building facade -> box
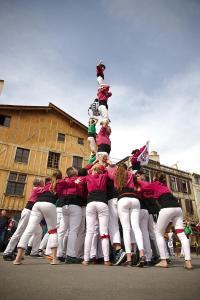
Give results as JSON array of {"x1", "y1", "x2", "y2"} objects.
[
  {"x1": 191, "y1": 173, "x2": 200, "y2": 222},
  {"x1": 0, "y1": 103, "x2": 90, "y2": 213},
  {"x1": 118, "y1": 151, "x2": 199, "y2": 222}
]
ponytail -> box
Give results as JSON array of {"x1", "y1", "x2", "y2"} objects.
[
  {"x1": 114, "y1": 164, "x2": 128, "y2": 192},
  {"x1": 50, "y1": 170, "x2": 62, "y2": 193}
]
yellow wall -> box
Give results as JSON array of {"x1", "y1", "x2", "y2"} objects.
[{"x1": 0, "y1": 108, "x2": 90, "y2": 211}]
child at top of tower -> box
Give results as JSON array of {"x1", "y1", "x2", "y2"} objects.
[
  {"x1": 96, "y1": 60, "x2": 106, "y2": 86},
  {"x1": 97, "y1": 85, "x2": 112, "y2": 123},
  {"x1": 87, "y1": 118, "x2": 98, "y2": 155}
]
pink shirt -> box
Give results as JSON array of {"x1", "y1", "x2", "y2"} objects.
[
  {"x1": 81, "y1": 173, "x2": 109, "y2": 193},
  {"x1": 62, "y1": 176, "x2": 79, "y2": 196},
  {"x1": 96, "y1": 126, "x2": 111, "y2": 146},
  {"x1": 131, "y1": 145, "x2": 146, "y2": 166},
  {"x1": 41, "y1": 180, "x2": 67, "y2": 198},
  {"x1": 139, "y1": 180, "x2": 171, "y2": 199},
  {"x1": 28, "y1": 186, "x2": 44, "y2": 203},
  {"x1": 97, "y1": 86, "x2": 112, "y2": 102}
]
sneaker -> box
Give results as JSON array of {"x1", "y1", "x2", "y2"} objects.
[
  {"x1": 65, "y1": 256, "x2": 81, "y2": 264},
  {"x1": 144, "y1": 261, "x2": 154, "y2": 267},
  {"x1": 131, "y1": 252, "x2": 139, "y2": 266},
  {"x1": 136, "y1": 256, "x2": 146, "y2": 268},
  {"x1": 89, "y1": 257, "x2": 97, "y2": 264},
  {"x1": 122, "y1": 261, "x2": 133, "y2": 267},
  {"x1": 167, "y1": 258, "x2": 172, "y2": 265},
  {"x1": 30, "y1": 254, "x2": 44, "y2": 258},
  {"x1": 38, "y1": 249, "x2": 44, "y2": 257},
  {"x1": 25, "y1": 246, "x2": 32, "y2": 256},
  {"x1": 57, "y1": 256, "x2": 65, "y2": 262},
  {"x1": 113, "y1": 249, "x2": 126, "y2": 266},
  {"x1": 3, "y1": 253, "x2": 16, "y2": 261}
]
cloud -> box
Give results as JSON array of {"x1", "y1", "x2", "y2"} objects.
[
  {"x1": 109, "y1": 62, "x2": 200, "y2": 173},
  {"x1": 0, "y1": 0, "x2": 200, "y2": 174}
]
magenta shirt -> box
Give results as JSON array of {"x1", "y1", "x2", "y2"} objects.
[
  {"x1": 131, "y1": 145, "x2": 146, "y2": 165},
  {"x1": 139, "y1": 180, "x2": 171, "y2": 199},
  {"x1": 62, "y1": 176, "x2": 79, "y2": 196},
  {"x1": 96, "y1": 126, "x2": 111, "y2": 146},
  {"x1": 80, "y1": 173, "x2": 108, "y2": 193},
  {"x1": 97, "y1": 88, "x2": 112, "y2": 101},
  {"x1": 41, "y1": 180, "x2": 67, "y2": 198},
  {"x1": 28, "y1": 186, "x2": 44, "y2": 203}
]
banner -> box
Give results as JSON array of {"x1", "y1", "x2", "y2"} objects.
[{"x1": 137, "y1": 141, "x2": 149, "y2": 166}]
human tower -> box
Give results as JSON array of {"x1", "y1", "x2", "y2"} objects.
[{"x1": 87, "y1": 61, "x2": 112, "y2": 163}]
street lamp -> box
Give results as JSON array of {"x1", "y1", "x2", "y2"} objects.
[{"x1": 0, "y1": 80, "x2": 4, "y2": 95}]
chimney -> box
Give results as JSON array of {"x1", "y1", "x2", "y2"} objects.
[
  {"x1": 0, "y1": 80, "x2": 4, "y2": 95},
  {"x1": 149, "y1": 151, "x2": 160, "y2": 163}
]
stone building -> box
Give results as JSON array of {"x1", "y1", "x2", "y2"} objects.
[
  {"x1": 0, "y1": 103, "x2": 90, "y2": 214},
  {"x1": 191, "y1": 173, "x2": 200, "y2": 222}
]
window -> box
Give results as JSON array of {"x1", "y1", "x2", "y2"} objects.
[
  {"x1": 47, "y1": 151, "x2": 60, "y2": 169},
  {"x1": 0, "y1": 114, "x2": 11, "y2": 127},
  {"x1": 72, "y1": 156, "x2": 83, "y2": 170},
  {"x1": 169, "y1": 176, "x2": 178, "y2": 192},
  {"x1": 6, "y1": 172, "x2": 26, "y2": 196},
  {"x1": 15, "y1": 147, "x2": 30, "y2": 163},
  {"x1": 78, "y1": 137, "x2": 84, "y2": 145},
  {"x1": 58, "y1": 133, "x2": 65, "y2": 142},
  {"x1": 181, "y1": 180, "x2": 188, "y2": 193},
  {"x1": 185, "y1": 199, "x2": 194, "y2": 215},
  {"x1": 142, "y1": 169, "x2": 150, "y2": 182},
  {"x1": 196, "y1": 190, "x2": 200, "y2": 203},
  {"x1": 194, "y1": 176, "x2": 200, "y2": 185}
]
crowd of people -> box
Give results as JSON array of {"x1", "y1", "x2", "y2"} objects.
[{"x1": 0, "y1": 62, "x2": 195, "y2": 270}]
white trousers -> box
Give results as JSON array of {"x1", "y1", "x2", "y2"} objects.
[
  {"x1": 108, "y1": 198, "x2": 121, "y2": 245},
  {"x1": 28, "y1": 224, "x2": 43, "y2": 255},
  {"x1": 89, "y1": 222, "x2": 103, "y2": 259},
  {"x1": 118, "y1": 197, "x2": 144, "y2": 253},
  {"x1": 87, "y1": 137, "x2": 97, "y2": 153},
  {"x1": 4, "y1": 208, "x2": 31, "y2": 255},
  {"x1": 18, "y1": 202, "x2": 58, "y2": 250},
  {"x1": 97, "y1": 76, "x2": 104, "y2": 85},
  {"x1": 98, "y1": 105, "x2": 109, "y2": 122},
  {"x1": 156, "y1": 207, "x2": 191, "y2": 260},
  {"x1": 75, "y1": 207, "x2": 86, "y2": 258},
  {"x1": 58, "y1": 204, "x2": 82, "y2": 258},
  {"x1": 148, "y1": 215, "x2": 159, "y2": 257},
  {"x1": 139, "y1": 209, "x2": 152, "y2": 261},
  {"x1": 84, "y1": 202, "x2": 109, "y2": 262},
  {"x1": 130, "y1": 210, "x2": 152, "y2": 260},
  {"x1": 39, "y1": 232, "x2": 49, "y2": 250}
]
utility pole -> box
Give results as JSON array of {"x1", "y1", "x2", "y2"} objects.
[{"x1": 0, "y1": 80, "x2": 4, "y2": 95}]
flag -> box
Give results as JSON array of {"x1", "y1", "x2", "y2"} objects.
[
  {"x1": 137, "y1": 141, "x2": 149, "y2": 166},
  {"x1": 0, "y1": 80, "x2": 4, "y2": 95}
]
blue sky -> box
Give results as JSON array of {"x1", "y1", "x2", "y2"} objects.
[{"x1": 0, "y1": 0, "x2": 200, "y2": 172}]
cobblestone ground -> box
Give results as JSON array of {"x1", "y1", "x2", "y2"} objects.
[{"x1": 0, "y1": 254, "x2": 199, "y2": 300}]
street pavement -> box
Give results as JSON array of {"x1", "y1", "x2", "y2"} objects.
[{"x1": 0, "y1": 254, "x2": 199, "y2": 300}]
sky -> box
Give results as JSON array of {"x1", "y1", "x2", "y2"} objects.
[{"x1": 0, "y1": 0, "x2": 200, "y2": 173}]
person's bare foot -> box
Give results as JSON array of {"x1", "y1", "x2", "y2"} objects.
[
  {"x1": 104, "y1": 261, "x2": 112, "y2": 266},
  {"x1": 155, "y1": 261, "x2": 168, "y2": 268},
  {"x1": 51, "y1": 259, "x2": 60, "y2": 265},
  {"x1": 82, "y1": 260, "x2": 89, "y2": 266},
  {"x1": 184, "y1": 260, "x2": 193, "y2": 270},
  {"x1": 13, "y1": 260, "x2": 22, "y2": 265}
]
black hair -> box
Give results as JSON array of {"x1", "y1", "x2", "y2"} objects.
[
  {"x1": 45, "y1": 177, "x2": 51, "y2": 184},
  {"x1": 78, "y1": 168, "x2": 88, "y2": 176}
]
